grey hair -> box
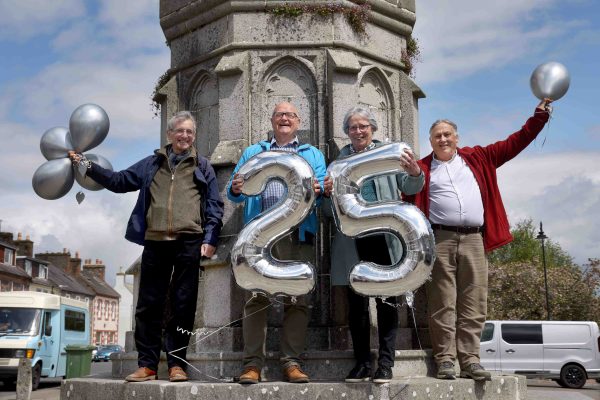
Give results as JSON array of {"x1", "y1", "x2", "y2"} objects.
[
  {"x1": 167, "y1": 111, "x2": 197, "y2": 132},
  {"x1": 429, "y1": 119, "x2": 458, "y2": 136},
  {"x1": 342, "y1": 107, "x2": 378, "y2": 135}
]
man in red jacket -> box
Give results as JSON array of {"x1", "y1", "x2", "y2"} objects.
[{"x1": 405, "y1": 98, "x2": 552, "y2": 381}]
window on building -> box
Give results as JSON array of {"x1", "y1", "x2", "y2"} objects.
[
  {"x1": 75, "y1": 296, "x2": 80, "y2": 301},
  {"x1": 13, "y1": 283, "x2": 23, "y2": 291},
  {"x1": 38, "y1": 265, "x2": 48, "y2": 279},
  {"x1": 1, "y1": 281, "x2": 11, "y2": 292},
  {"x1": 64, "y1": 310, "x2": 86, "y2": 332},
  {"x1": 25, "y1": 260, "x2": 32, "y2": 276},
  {"x1": 3, "y1": 249, "x2": 14, "y2": 265}
]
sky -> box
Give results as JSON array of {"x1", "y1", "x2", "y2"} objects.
[{"x1": 0, "y1": 0, "x2": 599, "y2": 285}]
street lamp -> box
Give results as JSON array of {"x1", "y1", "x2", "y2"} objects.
[{"x1": 536, "y1": 221, "x2": 551, "y2": 320}]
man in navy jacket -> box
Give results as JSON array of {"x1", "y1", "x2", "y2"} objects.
[{"x1": 70, "y1": 111, "x2": 223, "y2": 382}]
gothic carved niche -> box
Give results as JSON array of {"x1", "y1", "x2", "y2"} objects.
[
  {"x1": 259, "y1": 57, "x2": 318, "y2": 144},
  {"x1": 189, "y1": 72, "x2": 219, "y2": 158},
  {"x1": 358, "y1": 69, "x2": 395, "y2": 142}
]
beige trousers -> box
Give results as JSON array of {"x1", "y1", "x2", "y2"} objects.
[
  {"x1": 242, "y1": 234, "x2": 314, "y2": 369},
  {"x1": 427, "y1": 230, "x2": 488, "y2": 368}
]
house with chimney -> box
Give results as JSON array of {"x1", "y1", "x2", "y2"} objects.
[
  {"x1": 35, "y1": 250, "x2": 95, "y2": 303},
  {"x1": 0, "y1": 239, "x2": 29, "y2": 291}
]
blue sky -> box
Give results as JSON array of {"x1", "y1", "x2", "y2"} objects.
[{"x1": 0, "y1": 0, "x2": 599, "y2": 284}]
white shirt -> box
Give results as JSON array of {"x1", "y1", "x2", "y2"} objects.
[{"x1": 429, "y1": 153, "x2": 484, "y2": 227}]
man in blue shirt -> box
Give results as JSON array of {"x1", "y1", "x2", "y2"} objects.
[{"x1": 227, "y1": 102, "x2": 326, "y2": 384}]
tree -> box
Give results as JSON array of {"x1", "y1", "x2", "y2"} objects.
[
  {"x1": 488, "y1": 219, "x2": 572, "y2": 267},
  {"x1": 487, "y1": 220, "x2": 600, "y2": 324}
]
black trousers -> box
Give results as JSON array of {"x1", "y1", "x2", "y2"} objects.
[
  {"x1": 348, "y1": 234, "x2": 398, "y2": 368},
  {"x1": 135, "y1": 237, "x2": 202, "y2": 370}
]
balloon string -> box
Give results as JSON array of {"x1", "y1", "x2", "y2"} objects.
[
  {"x1": 166, "y1": 292, "x2": 300, "y2": 382},
  {"x1": 539, "y1": 105, "x2": 554, "y2": 148},
  {"x1": 381, "y1": 295, "x2": 423, "y2": 351},
  {"x1": 167, "y1": 295, "x2": 273, "y2": 382}
]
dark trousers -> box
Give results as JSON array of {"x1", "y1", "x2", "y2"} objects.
[
  {"x1": 135, "y1": 237, "x2": 202, "y2": 370},
  {"x1": 348, "y1": 234, "x2": 398, "y2": 368}
]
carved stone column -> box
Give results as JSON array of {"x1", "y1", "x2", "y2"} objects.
[{"x1": 114, "y1": 0, "x2": 429, "y2": 381}]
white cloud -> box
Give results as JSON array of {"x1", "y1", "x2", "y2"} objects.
[
  {"x1": 0, "y1": 0, "x2": 169, "y2": 286},
  {"x1": 2, "y1": 189, "x2": 142, "y2": 286},
  {"x1": 498, "y1": 151, "x2": 600, "y2": 264},
  {"x1": 0, "y1": 1, "x2": 85, "y2": 40},
  {"x1": 412, "y1": 0, "x2": 570, "y2": 84}
]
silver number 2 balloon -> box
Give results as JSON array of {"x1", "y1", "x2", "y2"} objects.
[
  {"x1": 231, "y1": 151, "x2": 317, "y2": 297},
  {"x1": 327, "y1": 142, "x2": 436, "y2": 297}
]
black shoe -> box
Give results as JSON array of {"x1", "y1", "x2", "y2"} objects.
[
  {"x1": 345, "y1": 364, "x2": 371, "y2": 382},
  {"x1": 372, "y1": 366, "x2": 393, "y2": 384}
]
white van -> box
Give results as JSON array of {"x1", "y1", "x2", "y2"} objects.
[
  {"x1": 480, "y1": 320, "x2": 600, "y2": 388},
  {"x1": 0, "y1": 292, "x2": 90, "y2": 390}
]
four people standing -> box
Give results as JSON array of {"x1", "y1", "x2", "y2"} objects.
[{"x1": 77, "y1": 98, "x2": 552, "y2": 384}]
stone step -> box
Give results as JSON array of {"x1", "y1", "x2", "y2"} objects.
[
  {"x1": 62, "y1": 375, "x2": 527, "y2": 400},
  {"x1": 110, "y1": 350, "x2": 435, "y2": 382}
]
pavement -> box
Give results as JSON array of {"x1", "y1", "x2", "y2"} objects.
[
  {"x1": 0, "y1": 363, "x2": 597, "y2": 400},
  {"x1": 526, "y1": 379, "x2": 600, "y2": 400}
]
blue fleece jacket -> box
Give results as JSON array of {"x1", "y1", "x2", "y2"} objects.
[{"x1": 226, "y1": 141, "x2": 326, "y2": 241}]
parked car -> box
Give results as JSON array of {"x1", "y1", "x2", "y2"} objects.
[
  {"x1": 92, "y1": 344, "x2": 124, "y2": 362},
  {"x1": 480, "y1": 320, "x2": 600, "y2": 389}
]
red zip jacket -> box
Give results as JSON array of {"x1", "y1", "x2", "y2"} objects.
[{"x1": 404, "y1": 108, "x2": 550, "y2": 252}]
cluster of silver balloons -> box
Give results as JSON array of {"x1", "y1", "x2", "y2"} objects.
[
  {"x1": 32, "y1": 104, "x2": 113, "y2": 201},
  {"x1": 530, "y1": 61, "x2": 570, "y2": 101},
  {"x1": 231, "y1": 151, "x2": 317, "y2": 297}
]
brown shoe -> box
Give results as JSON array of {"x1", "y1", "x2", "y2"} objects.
[
  {"x1": 239, "y1": 366, "x2": 261, "y2": 384},
  {"x1": 284, "y1": 365, "x2": 309, "y2": 383},
  {"x1": 168, "y1": 366, "x2": 188, "y2": 382},
  {"x1": 125, "y1": 367, "x2": 157, "y2": 382}
]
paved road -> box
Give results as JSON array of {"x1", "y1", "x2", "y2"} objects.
[
  {"x1": 0, "y1": 366, "x2": 597, "y2": 400},
  {"x1": 527, "y1": 379, "x2": 600, "y2": 400},
  {"x1": 0, "y1": 361, "x2": 111, "y2": 400}
]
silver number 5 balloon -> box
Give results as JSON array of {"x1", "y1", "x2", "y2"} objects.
[
  {"x1": 231, "y1": 151, "x2": 317, "y2": 297},
  {"x1": 327, "y1": 143, "x2": 435, "y2": 297}
]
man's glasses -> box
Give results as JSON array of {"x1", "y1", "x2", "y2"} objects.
[
  {"x1": 172, "y1": 128, "x2": 195, "y2": 136},
  {"x1": 348, "y1": 124, "x2": 371, "y2": 132},
  {"x1": 272, "y1": 111, "x2": 298, "y2": 120}
]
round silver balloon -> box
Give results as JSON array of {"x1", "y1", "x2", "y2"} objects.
[
  {"x1": 74, "y1": 153, "x2": 112, "y2": 191},
  {"x1": 69, "y1": 103, "x2": 110, "y2": 152},
  {"x1": 40, "y1": 126, "x2": 73, "y2": 160},
  {"x1": 530, "y1": 62, "x2": 570, "y2": 101},
  {"x1": 32, "y1": 158, "x2": 75, "y2": 200},
  {"x1": 231, "y1": 151, "x2": 317, "y2": 297},
  {"x1": 327, "y1": 142, "x2": 435, "y2": 297}
]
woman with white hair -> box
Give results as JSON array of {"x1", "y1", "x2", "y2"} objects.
[{"x1": 327, "y1": 106, "x2": 424, "y2": 383}]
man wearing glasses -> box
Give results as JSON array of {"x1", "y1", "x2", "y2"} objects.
[
  {"x1": 227, "y1": 102, "x2": 327, "y2": 384},
  {"x1": 69, "y1": 111, "x2": 224, "y2": 383}
]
